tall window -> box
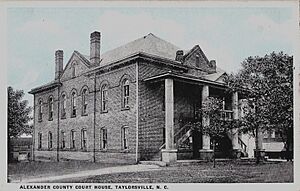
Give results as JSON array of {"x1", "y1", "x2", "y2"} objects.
[
  {"x1": 121, "y1": 126, "x2": 128, "y2": 150},
  {"x1": 48, "y1": 97, "x2": 53, "y2": 120},
  {"x1": 100, "y1": 128, "x2": 107, "y2": 149},
  {"x1": 71, "y1": 91, "x2": 76, "y2": 117},
  {"x1": 70, "y1": 130, "x2": 76, "y2": 149},
  {"x1": 71, "y1": 64, "x2": 76, "y2": 78},
  {"x1": 82, "y1": 89, "x2": 88, "y2": 115},
  {"x1": 61, "y1": 94, "x2": 66, "y2": 119},
  {"x1": 101, "y1": 85, "x2": 108, "y2": 112},
  {"x1": 48, "y1": 132, "x2": 52, "y2": 149},
  {"x1": 61, "y1": 131, "x2": 66, "y2": 149},
  {"x1": 38, "y1": 99, "x2": 43, "y2": 121},
  {"x1": 38, "y1": 133, "x2": 42, "y2": 149},
  {"x1": 81, "y1": 129, "x2": 87, "y2": 150},
  {"x1": 122, "y1": 79, "x2": 130, "y2": 108}
]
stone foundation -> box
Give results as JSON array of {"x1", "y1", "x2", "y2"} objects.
[
  {"x1": 199, "y1": 149, "x2": 213, "y2": 161},
  {"x1": 161, "y1": 149, "x2": 177, "y2": 164}
]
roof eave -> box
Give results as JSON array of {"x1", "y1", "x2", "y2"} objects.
[{"x1": 28, "y1": 82, "x2": 61, "y2": 94}]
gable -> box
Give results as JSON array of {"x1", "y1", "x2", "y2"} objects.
[
  {"x1": 60, "y1": 52, "x2": 90, "y2": 81},
  {"x1": 183, "y1": 45, "x2": 216, "y2": 74}
]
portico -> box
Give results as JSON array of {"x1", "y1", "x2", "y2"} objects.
[{"x1": 144, "y1": 71, "x2": 242, "y2": 163}]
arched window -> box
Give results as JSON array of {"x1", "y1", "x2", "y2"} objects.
[
  {"x1": 71, "y1": 64, "x2": 76, "y2": 78},
  {"x1": 71, "y1": 91, "x2": 77, "y2": 117},
  {"x1": 101, "y1": 85, "x2": 108, "y2": 112},
  {"x1": 48, "y1": 97, "x2": 54, "y2": 121},
  {"x1": 81, "y1": 129, "x2": 87, "y2": 150},
  {"x1": 121, "y1": 126, "x2": 129, "y2": 150},
  {"x1": 122, "y1": 79, "x2": 130, "y2": 108},
  {"x1": 61, "y1": 94, "x2": 66, "y2": 119},
  {"x1": 82, "y1": 89, "x2": 88, "y2": 115},
  {"x1": 38, "y1": 133, "x2": 42, "y2": 149},
  {"x1": 48, "y1": 131, "x2": 52, "y2": 149},
  {"x1": 61, "y1": 131, "x2": 66, "y2": 149},
  {"x1": 100, "y1": 127, "x2": 107, "y2": 150},
  {"x1": 70, "y1": 130, "x2": 76, "y2": 149},
  {"x1": 38, "y1": 99, "x2": 43, "y2": 121}
]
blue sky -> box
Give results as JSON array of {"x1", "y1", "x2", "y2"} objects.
[{"x1": 6, "y1": 3, "x2": 297, "y2": 107}]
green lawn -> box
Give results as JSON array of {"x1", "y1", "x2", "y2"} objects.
[
  {"x1": 57, "y1": 160, "x2": 293, "y2": 183},
  {"x1": 8, "y1": 161, "x2": 124, "y2": 182}
]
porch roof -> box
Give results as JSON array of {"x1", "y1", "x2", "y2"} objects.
[{"x1": 143, "y1": 71, "x2": 228, "y2": 89}]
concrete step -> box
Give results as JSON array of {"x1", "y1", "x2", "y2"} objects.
[{"x1": 139, "y1": 160, "x2": 167, "y2": 167}]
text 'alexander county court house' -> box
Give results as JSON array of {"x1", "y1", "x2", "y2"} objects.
[{"x1": 29, "y1": 31, "x2": 258, "y2": 164}]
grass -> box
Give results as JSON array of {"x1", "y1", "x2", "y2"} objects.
[
  {"x1": 7, "y1": 161, "x2": 124, "y2": 182},
  {"x1": 57, "y1": 160, "x2": 293, "y2": 183}
]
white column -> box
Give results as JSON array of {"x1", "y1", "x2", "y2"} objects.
[
  {"x1": 165, "y1": 78, "x2": 175, "y2": 150},
  {"x1": 162, "y1": 78, "x2": 177, "y2": 163},
  {"x1": 231, "y1": 91, "x2": 240, "y2": 150},
  {"x1": 201, "y1": 85, "x2": 211, "y2": 150}
]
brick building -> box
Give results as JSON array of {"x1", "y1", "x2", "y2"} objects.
[{"x1": 29, "y1": 31, "x2": 258, "y2": 164}]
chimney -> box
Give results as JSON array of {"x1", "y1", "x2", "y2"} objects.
[
  {"x1": 55, "y1": 50, "x2": 63, "y2": 80},
  {"x1": 209, "y1": 60, "x2": 216, "y2": 71},
  {"x1": 90, "y1": 31, "x2": 101, "y2": 66},
  {"x1": 175, "y1": 50, "x2": 184, "y2": 63}
]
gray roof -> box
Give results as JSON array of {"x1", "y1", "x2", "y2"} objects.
[{"x1": 82, "y1": 33, "x2": 181, "y2": 67}]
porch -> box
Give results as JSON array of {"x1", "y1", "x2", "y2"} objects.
[{"x1": 144, "y1": 72, "x2": 246, "y2": 164}]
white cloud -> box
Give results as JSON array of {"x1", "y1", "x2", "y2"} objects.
[
  {"x1": 246, "y1": 14, "x2": 295, "y2": 42},
  {"x1": 18, "y1": 18, "x2": 64, "y2": 35},
  {"x1": 95, "y1": 11, "x2": 186, "y2": 51}
]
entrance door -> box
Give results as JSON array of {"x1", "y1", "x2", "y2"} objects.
[{"x1": 192, "y1": 130, "x2": 202, "y2": 159}]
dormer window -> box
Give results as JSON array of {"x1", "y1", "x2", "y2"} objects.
[
  {"x1": 196, "y1": 54, "x2": 200, "y2": 68},
  {"x1": 71, "y1": 63, "x2": 76, "y2": 78}
]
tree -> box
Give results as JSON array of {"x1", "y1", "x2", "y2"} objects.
[
  {"x1": 192, "y1": 97, "x2": 238, "y2": 167},
  {"x1": 226, "y1": 52, "x2": 293, "y2": 162},
  {"x1": 7, "y1": 86, "x2": 32, "y2": 161}
]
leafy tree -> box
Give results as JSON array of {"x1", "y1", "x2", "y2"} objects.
[
  {"x1": 7, "y1": 86, "x2": 32, "y2": 161},
  {"x1": 192, "y1": 97, "x2": 238, "y2": 167},
  {"x1": 226, "y1": 52, "x2": 293, "y2": 162}
]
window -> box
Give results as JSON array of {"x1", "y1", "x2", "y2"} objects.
[
  {"x1": 48, "y1": 132, "x2": 52, "y2": 149},
  {"x1": 82, "y1": 89, "x2": 88, "y2": 115},
  {"x1": 61, "y1": 94, "x2": 66, "y2": 119},
  {"x1": 38, "y1": 133, "x2": 42, "y2": 149},
  {"x1": 71, "y1": 91, "x2": 77, "y2": 117},
  {"x1": 61, "y1": 131, "x2": 66, "y2": 149},
  {"x1": 122, "y1": 79, "x2": 130, "y2": 108},
  {"x1": 196, "y1": 55, "x2": 200, "y2": 68},
  {"x1": 70, "y1": 130, "x2": 76, "y2": 149},
  {"x1": 101, "y1": 85, "x2": 108, "y2": 112},
  {"x1": 48, "y1": 97, "x2": 53, "y2": 121},
  {"x1": 81, "y1": 129, "x2": 87, "y2": 150},
  {"x1": 71, "y1": 64, "x2": 76, "y2": 78},
  {"x1": 100, "y1": 128, "x2": 107, "y2": 149},
  {"x1": 121, "y1": 127, "x2": 128, "y2": 150},
  {"x1": 38, "y1": 99, "x2": 43, "y2": 121}
]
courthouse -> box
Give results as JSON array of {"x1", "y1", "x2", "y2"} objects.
[{"x1": 29, "y1": 31, "x2": 257, "y2": 163}]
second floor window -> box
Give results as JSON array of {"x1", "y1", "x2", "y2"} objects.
[
  {"x1": 38, "y1": 99, "x2": 43, "y2": 121},
  {"x1": 61, "y1": 94, "x2": 66, "y2": 119},
  {"x1": 71, "y1": 92, "x2": 76, "y2": 117},
  {"x1": 48, "y1": 97, "x2": 53, "y2": 121},
  {"x1": 122, "y1": 79, "x2": 129, "y2": 108},
  {"x1": 82, "y1": 89, "x2": 88, "y2": 115},
  {"x1": 48, "y1": 132, "x2": 52, "y2": 149},
  {"x1": 101, "y1": 85, "x2": 108, "y2": 112}
]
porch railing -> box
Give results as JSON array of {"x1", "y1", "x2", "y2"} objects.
[
  {"x1": 238, "y1": 137, "x2": 247, "y2": 156},
  {"x1": 220, "y1": 110, "x2": 233, "y2": 121}
]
